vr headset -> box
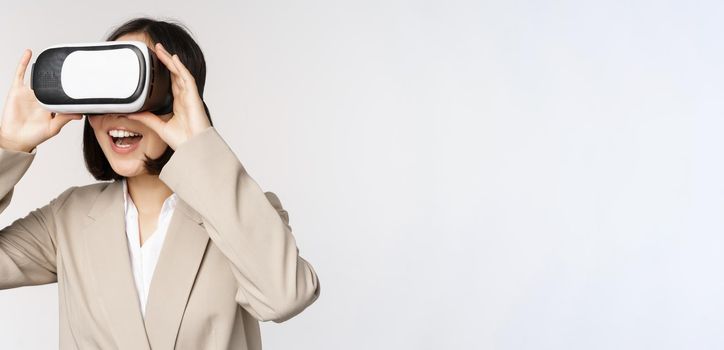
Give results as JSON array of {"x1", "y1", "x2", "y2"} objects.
[{"x1": 30, "y1": 40, "x2": 172, "y2": 115}]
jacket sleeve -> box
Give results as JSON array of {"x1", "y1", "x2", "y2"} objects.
[
  {"x1": 158, "y1": 126, "x2": 321, "y2": 323},
  {"x1": 0, "y1": 145, "x2": 72, "y2": 289}
]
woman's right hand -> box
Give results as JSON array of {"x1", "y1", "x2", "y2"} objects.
[{"x1": 0, "y1": 49, "x2": 83, "y2": 153}]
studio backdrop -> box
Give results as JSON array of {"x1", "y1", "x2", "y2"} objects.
[{"x1": 2, "y1": 0, "x2": 723, "y2": 349}]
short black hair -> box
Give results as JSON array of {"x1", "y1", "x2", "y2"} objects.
[{"x1": 83, "y1": 17, "x2": 214, "y2": 181}]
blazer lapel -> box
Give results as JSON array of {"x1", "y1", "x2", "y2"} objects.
[
  {"x1": 82, "y1": 180, "x2": 151, "y2": 350},
  {"x1": 143, "y1": 195, "x2": 210, "y2": 349}
]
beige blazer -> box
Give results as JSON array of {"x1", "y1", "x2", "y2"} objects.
[{"x1": 0, "y1": 126, "x2": 321, "y2": 350}]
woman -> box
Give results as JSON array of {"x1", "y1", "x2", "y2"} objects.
[{"x1": 0, "y1": 17, "x2": 320, "y2": 349}]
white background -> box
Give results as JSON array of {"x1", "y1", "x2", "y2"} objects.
[{"x1": 1, "y1": 0, "x2": 723, "y2": 349}]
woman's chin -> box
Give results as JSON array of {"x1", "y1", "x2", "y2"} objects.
[{"x1": 110, "y1": 161, "x2": 145, "y2": 177}]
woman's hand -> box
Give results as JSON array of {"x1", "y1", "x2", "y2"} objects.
[
  {"x1": 128, "y1": 43, "x2": 211, "y2": 151},
  {"x1": 0, "y1": 49, "x2": 83, "y2": 153}
]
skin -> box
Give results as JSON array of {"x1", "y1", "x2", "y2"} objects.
[{"x1": 0, "y1": 32, "x2": 212, "y2": 246}]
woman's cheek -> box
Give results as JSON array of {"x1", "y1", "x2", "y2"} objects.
[
  {"x1": 88, "y1": 115, "x2": 103, "y2": 129},
  {"x1": 146, "y1": 137, "x2": 169, "y2": 158}
]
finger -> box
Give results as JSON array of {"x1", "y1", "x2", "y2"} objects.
[
  {"x1": 156, "y1": 42, "x2": 170, "y2": 56},
  {"x1": 154, "y1": 43, "x2": 182, "y2": 78},
  {"x1": 127, "y1": 112, "x2": 167, "y2": 136},
  {"x1": 171, "y1": 54, "x2": 196, "y2": 87},
  {"x1": 153, "y1": 44, "x2": 185, "y2": 93},
  {"x1": 14, "y1": 49, "x2": 32, "y2": 87},
  {"x1": 58, "y1": 113, "x2": 83, "y2": 119},
  {"x1": 171, "y1": 55, "x2": 200, "y2": 96},
  {"x1": 49, "y1": 113, "x2": 83, "y2": 133},
  {"x1": 156, "y1": 42, "x2": 168, "y2": 54},
  {"x1": 154, "y1": 45, "x2": 185, "y2": 93},
  {"x1": 156, "y1": 43, "x2": 186, "y2": 89}
]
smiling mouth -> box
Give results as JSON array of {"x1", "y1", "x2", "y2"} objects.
[
  {"x1": 111, "y1": 135, "x2": 143, "y2": 147},
  {"x1": 108, "y1": 130, "x2": 144, "y2": 147}
]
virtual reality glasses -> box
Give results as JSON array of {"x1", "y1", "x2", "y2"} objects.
[{"x1": 30, "y1": 40, "x2": 173, "y2": 115}]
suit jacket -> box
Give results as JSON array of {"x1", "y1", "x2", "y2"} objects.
[{"x1": 0, "y1": 126, "x2": 321, "y2": 349}]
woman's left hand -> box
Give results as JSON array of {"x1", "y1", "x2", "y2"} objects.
[{"x1": 128, "y1": 42, "x2": 211, "y2": 151}]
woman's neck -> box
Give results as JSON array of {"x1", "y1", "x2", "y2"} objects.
[{"x1": 126, "y1": 174, "x2": 173, "y2": 214}]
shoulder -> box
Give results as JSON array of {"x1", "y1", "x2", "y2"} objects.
[
  {"x1": 68, "y1": 181, "x2": 113, "y2": 197},
  {"x1": 49, "y1": 181, "x2": 113, "y2": 214}
]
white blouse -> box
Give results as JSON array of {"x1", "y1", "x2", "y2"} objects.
[{"x1": 122, "y1": 178, "x2": 179, "y2": 318}]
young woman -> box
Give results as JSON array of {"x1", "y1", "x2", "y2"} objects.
[{"x1": 0, "y1": 17, "x2": 320, "y2": 349}]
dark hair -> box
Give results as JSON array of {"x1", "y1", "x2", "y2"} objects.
[{"x1": 83, "y1": 17, "x2": 214, "y2": 181}]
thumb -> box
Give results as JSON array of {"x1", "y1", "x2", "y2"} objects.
[
  {"x1": 49, "y1": 113, "x2": 83, "y2": 134},
  {"x1": 128, "y1": 112, "x2": 166, "y2": 136}
]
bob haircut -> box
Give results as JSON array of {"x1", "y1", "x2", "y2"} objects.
[{"x1": 82, "y1": 17, "x2": 214, "y2": 181}]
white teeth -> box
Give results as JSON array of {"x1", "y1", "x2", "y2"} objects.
[{"x1": 108, "y1": 129, "x2": 141, "y2": 138}]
